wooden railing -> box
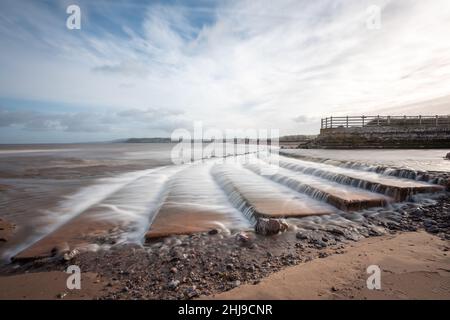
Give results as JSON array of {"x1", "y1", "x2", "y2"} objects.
[{"x1": 321, "y1": 115, "x2": 450, "y2": 129}]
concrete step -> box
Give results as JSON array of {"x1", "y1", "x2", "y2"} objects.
[
  {"x1": 275, "y1": 156, "x2": 444, "y2": 201},
  {"x1": 146, "y1": 164, "x2": 248, "y2": 240},
  {"x1": 211, "y1": 164, "x2": 337, "y2": 220},
  {"x1": 244, "y1": 162, "x2": 393, "y2": 211},
  {"x1": 13, "y1": 167, "x2": 177, "y2": 261}
]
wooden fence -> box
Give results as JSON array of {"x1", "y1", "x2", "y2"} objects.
[{"x1": 321, "y1": 115, "x2": 450, "y2": 129}]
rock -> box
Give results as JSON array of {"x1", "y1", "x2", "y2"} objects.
[
  {"x1": 168, "y1": 280, "x2": 180, "y2": 290},
  {"x1": 51, "y1": 242, "x2": 70, "y2": 257},
  {"x1": 63, "y1": 249, "x2": 79, "y2": 261},
  {"x1": 170, "y1": 267, "x2": 178, "y2": 274},
  {"x1": 296, "y1": 232, "x2": 309, "y2": 240},
  {"x1": 57, "y1": 292, "x2": 67, "y2": 299},
  {"x1": 445, "y1": 152, "x2": 450, "y2": 160},
  {"x1": 423, "y1": 219, "x2": 435, "y2": 228},
  {"x1": 234, "y1": 280, "x2": 241, "y2": 287},
  {"x1": 427, "y1": 225, "x2": 440, "y2": 234},
  {"x1": 255, "y1": 218, "x2": 288, "y2": 235},
  {"x1": 172, "y1": 239, "x2": 182, "y2": 246},
  {"x1": 208, "y1": 229, "x2": 219, "y2": 235},
  {"x1": 311, "y1": 238, "x2": 327, "y2": 248},
  {"x1": 235, "y1": 232, "x2": 250, "y2": 243},
  {"x1": 184, "y1": 286, "x2": 199, "y2": 298}
]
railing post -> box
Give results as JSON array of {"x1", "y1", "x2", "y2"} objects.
[
  {"x1": 404, "y1": 115, "x2": 406, "y2": 125},
  {"x1": 330, "y1": 116, "x2": 333, "y2": 128},
  {"x1": 419, "y1": 115, "x2": 422, "y2": 126},
  {"x1": 346, "y1": 116, "x2": 349, "y2": 128},
  {"x1": 387, "y1": 116, "x2": 390, "y2": 125},
  {"x1": 377, "y1": 115, "x2": 380, "y2": 126},
  {"x1": 321, "y1": 118, "x2": 323, "y2": 129},
  {"x1": 362, "y1": 115, "x2": 365, "y2": 127},
  {"x1": 436, "y1": 115, "x2": 438, "y2": 126}
]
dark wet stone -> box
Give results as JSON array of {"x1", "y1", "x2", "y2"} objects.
[
  {"x1": 208, "y1": 229, "x2": 219, "y2": 235},
  {"x1": 255, "y1": 218, "x2": 288, "y2": 235}
]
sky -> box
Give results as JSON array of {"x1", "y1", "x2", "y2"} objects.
[{"x1": 0, "y1": 0, "x2": 450, "y2": 143}]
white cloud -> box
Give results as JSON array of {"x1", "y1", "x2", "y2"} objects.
[{"x1": 0, "y1": 0, "x2": 449, "y2": 141}]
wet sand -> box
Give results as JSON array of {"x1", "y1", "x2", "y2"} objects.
[
  {"x1": 210, "y1": 231, "x2": 450, "y2": 300},
  {"x1": 0, "y1": 218, "x2": 15, "y2": 242},
  {"x1": 0, "y1": 271, "x2": 108, "y2": 300}
]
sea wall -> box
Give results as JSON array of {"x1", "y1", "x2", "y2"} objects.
[{"x1": 308, "y1": 126, "x2": 450, "y2": 149}]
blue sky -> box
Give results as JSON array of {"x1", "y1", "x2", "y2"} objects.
[{"x1": 1, "y1": 0, "x2": 450, "y2": 143}]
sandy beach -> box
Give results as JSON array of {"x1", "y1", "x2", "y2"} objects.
[
  {"x1": 210, "y1": 231, "x2": 450, "y2": 300},
  {"x1": 0, "y1": 230, "x2": 448, "y2": 300}
]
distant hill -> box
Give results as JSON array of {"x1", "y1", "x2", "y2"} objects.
[
  {"x1": 120, "y1": 135, "x2": 317, "y2": 144},
  {"x1": 123, "y1": 137, "x2": 172, "y2": 143},
  {"x1": 279, "y1": 135, "x2": 317, "y2": 142}
]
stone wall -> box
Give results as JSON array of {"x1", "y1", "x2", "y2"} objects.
[{"x1": 306, "y1": 126, "x2": 450, "y2": 148}]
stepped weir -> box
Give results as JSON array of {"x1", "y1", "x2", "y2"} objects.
[{"x1": 11, "y1": 151, "x2": 446, "y2": 262}]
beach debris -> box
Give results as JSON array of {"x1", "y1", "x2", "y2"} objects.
[
  {"x1": 63, "y1": 249, "x2": 80, "y2": 261},
  {"x1": 255, "y1": 218, "x2": 288, "y2": 235}
]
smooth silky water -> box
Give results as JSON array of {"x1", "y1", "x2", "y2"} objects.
[{"x1": 0, "y1": 144, "x2": 447, "y2": 262}]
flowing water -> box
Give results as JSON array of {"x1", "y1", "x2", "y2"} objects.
[{"x1": 0, "y1": 144, "x2": 448, "y2": 262}]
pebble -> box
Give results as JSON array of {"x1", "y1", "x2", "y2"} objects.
[
  {"x1": 63, "y1": 249, "x2": 79, "y2": 261},
  {"x1": 184, "y1": 286, "x2": 199, "y2": 298},
  {"x1": 296, "y1": 232, "x2": 308, "y2": 240},
  {"x1": 168, "y1": 280, "x2": 180, "y2": 290},
  {"x1": 57, "y1": 292, "x2": 67, "y2": 299},
  {"x1": 236, "y1": 232, "x2": 250, "y2": 243}
]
